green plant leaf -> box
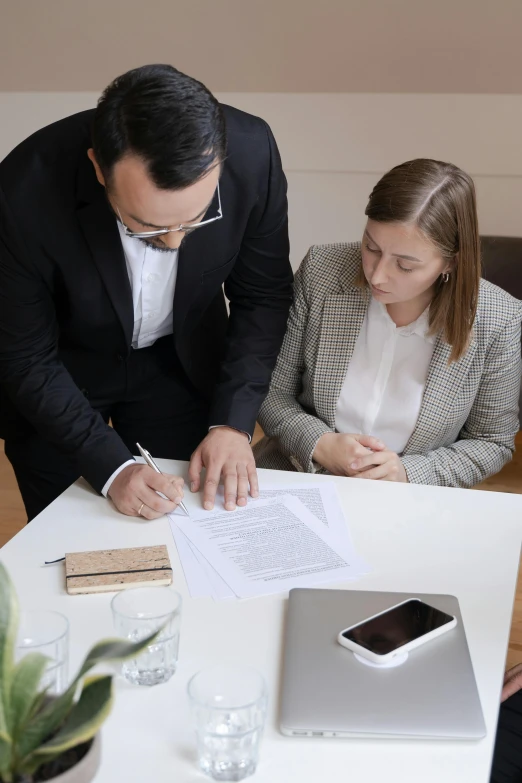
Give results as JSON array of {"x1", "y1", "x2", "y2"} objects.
[
  {"x1": 0, "y1": 731, "x2": 13, "y2": 782},
  {"x1": 15, "y1": 684, "x2": 78, "y2": 761},
  {"x1": 19, "y1": 676, "x2": 112, "y2": 777},
  {"x1": 0, "y1": 563, "x2": 19, "y2": 725},
  {"x1": 0, "y1": 696, "x2": 9, "y2": 751},
  {"x1": 16, "y1": 630, "x2": 158, "y2": 761},
  {"x1": 34, "y1": 675, "x2": 111, "y2": 755},
  {"x1": 27, "y1": 687, "x2": 51, "y2": 723},
  {"x1": 75, "y1": 632, "x2": 160, "y2": 681},
  {"x1": 9, "y1": 653, "x2": 49, "y2": 738}
]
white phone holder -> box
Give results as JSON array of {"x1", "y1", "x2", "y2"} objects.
[{"x1": 353, "y1": 651, "x2": 409, "y2": 669}]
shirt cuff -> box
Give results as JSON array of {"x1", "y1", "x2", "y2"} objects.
[
  {"x1": 208, "y1": 425, "x2": 252, "y2": 444},
  {"x1": 101, "y1": 459, "x2": 136, "y2": 497}
]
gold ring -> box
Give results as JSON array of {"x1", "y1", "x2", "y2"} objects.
[{"x1": 138, "y1": 503, "x2": 145, "y2": 516}]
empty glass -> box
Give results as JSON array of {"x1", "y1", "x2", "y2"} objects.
[
  {"x1": 188, "y1": 665, "x2": 268, "y2": 781},
  {"x1": 111, "y1": 587, "x2": 182, "y2": 686},
  {"x1": 16, "y1": 610, "x2": 69, "y2": 695}
]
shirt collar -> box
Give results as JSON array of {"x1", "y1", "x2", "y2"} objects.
[{"x1": 372, "y1": 298, "x2": 437, "y2": 344}]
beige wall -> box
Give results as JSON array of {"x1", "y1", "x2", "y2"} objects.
[
  {"x1": 1, "y1": 2, "x2": 521, "y2": 263},
  {"x1": 2, "y1": 91, "x2": 521, "y2": 268},
  {"x1": 1, "y1": 0, "x2": 522, "y2": 93}
]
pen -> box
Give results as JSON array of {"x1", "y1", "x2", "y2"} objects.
[{"x1": 136, "y1": 442, "x2": 190, "y2": 517}]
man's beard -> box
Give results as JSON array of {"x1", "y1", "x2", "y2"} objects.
[{"x1": 140, "y1": 237, "x2": 182, "y2": 253}]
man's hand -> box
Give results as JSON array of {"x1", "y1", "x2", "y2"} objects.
[
  {"x1": 313, "y1": 433, "x2": 386, "y2": 476},
  {"x1": 108, "y1": 463, "x2": 185, "y2": 519},
  {"x1": 350, "y1": 449, "x2": 408, "y2": 483},
  {"x1": 188, "y1": 427, "x2": 258, "y2": 511},
  {"x1": 502, "y1": 663, "x2": 522, "y2": 702}
]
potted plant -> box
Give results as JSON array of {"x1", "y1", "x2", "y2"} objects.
[{"x1": 0, "y1": 563, "x2": 157, "y2": 782}]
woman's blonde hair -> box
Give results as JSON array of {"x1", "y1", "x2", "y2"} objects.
[{"x1": 358, "y1": 159, "x2": 481, "y2": 362}]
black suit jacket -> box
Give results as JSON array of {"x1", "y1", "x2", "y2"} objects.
[{"x1": 0, "y1": 106, "x2": 293, "y2": 492}]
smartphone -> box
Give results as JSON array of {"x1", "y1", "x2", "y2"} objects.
[{"x1": 337, "y1": 599, "x2": 457, "y2": 664}]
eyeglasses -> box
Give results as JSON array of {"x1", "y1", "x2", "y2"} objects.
[{"x1": 115, "y1": 182, "x2": 223, "y2": 239}]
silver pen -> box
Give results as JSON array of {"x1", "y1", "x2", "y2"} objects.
[{"x1": 136, "y1": 443, "x2": 190, "y2": 516}]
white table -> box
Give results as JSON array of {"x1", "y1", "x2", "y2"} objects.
[{"x1": 2, "y1": 462, "x2": 522, "y2": 783}]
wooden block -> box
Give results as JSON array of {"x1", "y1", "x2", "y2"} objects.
[{"x1": 65, "y1": 545, "x2": 172, "y2": 595}]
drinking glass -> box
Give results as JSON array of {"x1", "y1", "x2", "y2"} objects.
[
  {"x1": 16, "y1": 610, "x2": 69, "y2": 695},
  {"x1": 188, "y1": 665, "x2": 268, "y2": 781},
  {"x1": 111, "y1": 587, "x2": 182, "y2": 686}
]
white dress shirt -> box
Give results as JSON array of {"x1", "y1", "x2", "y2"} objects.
[
  {"x1": 118, "y1": 222, "x2": 179, "y2": 349},
  {"x1": 101, "y1": 226, "x2": 179, "y2": 496},
  {"x1": 335, "y1": 297, "x2": 436, "y2": 454}
]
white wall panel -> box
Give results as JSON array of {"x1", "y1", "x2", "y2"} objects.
[
  {"x1": 220, "y1": 94, "x2": 522, "y2": 176},
  {"x1": 287, "y1": 172, "x2": 522, "y2": 269}
]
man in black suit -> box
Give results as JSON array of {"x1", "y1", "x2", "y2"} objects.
[
  {"x1": 0, "y1": 64, "x2": 293, "y2": 521},
  {"x1": 491, "y1": 664, "x2": 522, "y2": 782}
]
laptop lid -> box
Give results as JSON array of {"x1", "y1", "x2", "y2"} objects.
[{"x1": 280, "y1": 588, "x2": 486, "y2": 740}]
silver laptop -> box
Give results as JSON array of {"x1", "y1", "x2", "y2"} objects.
[{"x1": 280, "y1": 588, "x2": 486, "y2": 740}]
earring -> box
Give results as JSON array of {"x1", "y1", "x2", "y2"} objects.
[{"x1": 442, "y1": 273, "x2": 449, "y2": 283}]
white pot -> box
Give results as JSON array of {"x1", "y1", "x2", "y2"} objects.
[{"x1": 45, "y1": 734, "x2": 101, "y2": 783}]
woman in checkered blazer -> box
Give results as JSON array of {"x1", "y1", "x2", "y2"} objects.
[{"x1": 254, "y1": 159, "x2": 522, "y2": 487}]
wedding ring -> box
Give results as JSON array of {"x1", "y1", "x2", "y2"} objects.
[{"x1": 138, "y1": 503, "x2": 145, "y2": 516}]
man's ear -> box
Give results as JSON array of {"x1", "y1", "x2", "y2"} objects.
[{"x1": 87, "y1": 148, "x2": 106, "y2": 188}]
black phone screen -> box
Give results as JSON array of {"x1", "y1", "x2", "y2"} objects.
[{"x1": 341, "y1": 600, "x2": 454, "y2": 656}]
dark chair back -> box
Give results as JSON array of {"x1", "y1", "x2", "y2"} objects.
[
  {"x1": 480, "y1": 236, "x2": 522, "y2": 416},
  {"x1": 481, "y1": 236, "x2": 522, "y2": 299}
]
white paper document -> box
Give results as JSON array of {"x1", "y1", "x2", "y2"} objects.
[
  {"x1": 169, "y1": 486, "x2": 368, "y2": 600},
  {"x1": 258, "y1": 483, "x2": 355, "y2": 549},
  {"x1": 169, "y1": 524, "x2": 214, "y2": 598},
  {"x1": 169, "y1": 482, "x2": 343, "y2": 599},
  {"x1": 259, "y1": 485, "x2": 336, "y2": 526},
  {"x1": 170, "y1": 515, "x2": 235, "y2": 600}
]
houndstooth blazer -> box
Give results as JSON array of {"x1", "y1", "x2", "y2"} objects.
[{"x1": 255, "y1": 242, "x2": 522, "y2": 487}]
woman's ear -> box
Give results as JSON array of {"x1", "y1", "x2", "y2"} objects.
[{"x1": 443, "y1": 253, "x2": 458, "y2": 276}]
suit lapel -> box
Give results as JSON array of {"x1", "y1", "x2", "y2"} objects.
[
  {"x1": 404, "y1": 332, "x2": 477, "y2": 453},
  {"x1": 77, "y1": 191, "x2": 134, "y2": 348},
  {"x1": 313, "y1": 286, "x2": 370, "y2": 428},
  {"x1": 172, "y1": 183, "x2": 225, "y2": 333},
  {"x1": 172, "y1": 230, "x2": 208, "y2": 333}
]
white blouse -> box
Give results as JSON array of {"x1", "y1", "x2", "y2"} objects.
[{"x1": 334, "y1": 297, "x2": 436, "y2": 454}]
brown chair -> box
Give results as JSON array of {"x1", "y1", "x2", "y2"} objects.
[{"x1": 480, "y1": 236, "x2": 522, "y2": 413}]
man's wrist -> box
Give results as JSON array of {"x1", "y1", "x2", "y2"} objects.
[
  {"x1": 208, "y1": 425, "x2": 252, "y2": 443},
  {"x1": 101, "y1": 459, "x2": 136, "y2": 497}
]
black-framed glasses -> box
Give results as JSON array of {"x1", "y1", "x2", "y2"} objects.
[{"x1": 115, "y1": 182, "x2": 223, "y2": 239}]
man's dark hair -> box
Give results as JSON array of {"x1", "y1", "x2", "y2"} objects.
[{"x1": 92, "y1": 64, "x2": 226, "y2": 190}]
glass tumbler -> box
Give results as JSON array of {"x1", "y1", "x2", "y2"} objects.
[
  {"x1": 111, "y1": 587, "x2": 182, "y2": 686},
  {"x1": 188, "y1": 665, "x2": 268, "y2": 781},
  {"x1": 16, "y1": 610, "x2": 69, "y2": 695}
]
